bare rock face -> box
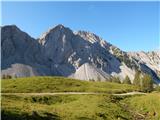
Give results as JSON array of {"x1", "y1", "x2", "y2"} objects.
[
  {"x1": 39, "y1": 25, "x2": 121, "y2": 80},
  {"x1": 1, "y1": 24, "x2": 160, "y2": 84},
  {"x1": 1, "y1": 25, "x2": 51, "y2": 77},
  {"x1": 39, "y1": 25, "x2": 75, "y2": 76},
  {"x1": 128, "y1": 51, "x2": 160, "y2": 76}
]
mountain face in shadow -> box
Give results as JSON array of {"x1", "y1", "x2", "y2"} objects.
[{"x1": 1, "y1": 24, "x2": 160, "y2": 84}]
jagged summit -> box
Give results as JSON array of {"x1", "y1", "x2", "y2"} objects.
[
  {"x1": 1, "y1": 25, "x2": 21, "y2": 35},
  {"x1": 55, "y1": 24, "x2": 65, "y2": 28},
  {"x1": 1, "y1": 24, "x2": 18, "y2": 28},
  {"x1": 39, "y1": 24, "x2": 73, "y2": 45},
  {"x1": 1, "y1": 24, "x2": 160, "y2": 84}
]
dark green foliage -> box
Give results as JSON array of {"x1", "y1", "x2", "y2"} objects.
[
  {"x1": 141, "y1": 74, "x2": 153, "y2": 92},
  {"x1": 111, "y1": 77, "x2": 121, "y2": 84},
  {"x1": 2, "y1": 74, "x2": 12, "y2": 79},
  {"x1": 133, "y1": 72, "x2": 153, "y2": 92},
  {"x1": 26, "y1": 95, "x2": 77, "y2": 105},
  {"x1": 123, "y1": 76, "x2": 131, "y2": 84},
  {"x1": 89, "y1": 79, "x2": 95, "y2": 82},
  {"x1": 1, "y1": 110, "x2": 60, "y2": 120},
  {"x1": 133, "y1": 71, "x2": 141, "y2": 86}
]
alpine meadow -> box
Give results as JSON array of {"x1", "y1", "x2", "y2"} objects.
[{"x1": 1, "y1": 1, "x2": 160, "y2": 120}]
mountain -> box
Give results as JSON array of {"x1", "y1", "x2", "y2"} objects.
[
  {"x1": 1, "y1": 24, "x2": 160, "y2": 84},
  {"x1": 128, "y1": 51, "x2": 160, "y2": 77},
  {"x1": 1, "y1": 25, "x2": 51, "y2": 77}
]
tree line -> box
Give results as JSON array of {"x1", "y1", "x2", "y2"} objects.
[{"x1": 108, "y1": 71, "x2": 153, "y2": 92}]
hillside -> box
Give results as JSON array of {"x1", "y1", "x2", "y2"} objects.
[
  {"x1": 1, "y1": 77, "x2": 160, "y2": 120},
  {"x1": 1, "y1": 76, "x2": 138, "y2": 93}
]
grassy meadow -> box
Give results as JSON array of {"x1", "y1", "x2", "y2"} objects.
[
  {"x1": 1, "y1": 76, "x2": 160, "y2": 120},
  {"x1": 1, "y1": 76, "x2": 138, "y2": 93}
]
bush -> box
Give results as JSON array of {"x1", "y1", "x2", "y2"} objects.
[
  {"x1": 133, "y1": 72, "x2": 153, "y2": 92},
  {"x1": 2, "y1": 74, "x2": 12, "y2": 79},
  {"x1": 123, "y1": 76, "x2": 131, "y2": 84},
  {"x1": 141, "y1": 74, "x2": 153, "y2": 92},
  {"x1": 133, "y1": 71, "x2": 141, "y2": 86},
  {"x1": 111, "y1": 77, "x2": 121, "y2": 84}
]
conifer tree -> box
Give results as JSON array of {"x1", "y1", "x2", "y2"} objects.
[
  {"x1": 141, "y1": 74, "x2": 153, "y2": 92},
  {"x1": 133, "y1": 71, "x2": 141, "y2": 86},
  {"x1": 123, "y1": 75, "x2": 131, "y2": 84}
]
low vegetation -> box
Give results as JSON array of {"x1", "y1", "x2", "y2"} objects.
[
  {"x1": 1, "y1": 94, "x2": 131, "y2": 120},
  {"x1": 2, "y1": 93, "x2": 160, "y2": 120},
  {"x1": 121, "y1": 93, "x2": 160, "y2": 120},
  {"x1": 2, "y1": 76, "x2": 159, "y2": 120},
  {"x1": 1, "y1": 76, "x2": 138, "y2": 93},
  {"x1": 123, "y1": 75, "x2": 131, "y2": 84},
  {"x1": 133, "y1": 71, "x2": 153, "y2": 92}
]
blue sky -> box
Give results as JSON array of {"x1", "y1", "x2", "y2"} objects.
[{"x1": 1, "y1": 1, "x2": 159, "y2": 51}]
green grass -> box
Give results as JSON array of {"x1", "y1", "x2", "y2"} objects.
[
  {"x1": 1, "y1": 94, "x2": 132, "y2": 120},
  {"x1": 1, "y1": 76, "x2": 138, "y2": 93},
  {"x1": 121, "y1": 93, "x2": 160, "y2": 120},
  {"x1": 2, "y1": 76, "x2": 160, "y2": 120},
  {"x1": 2, "y1": 93, "x2": 160, "y2": 120}
]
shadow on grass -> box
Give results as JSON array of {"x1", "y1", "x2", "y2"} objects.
[{"x1": 1, "y1": 110, "x2": 61, "y2": 120}]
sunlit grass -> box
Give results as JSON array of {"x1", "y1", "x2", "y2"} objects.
[{"x1": 1, "y1": 76, "x2": 138, "y2": 93}]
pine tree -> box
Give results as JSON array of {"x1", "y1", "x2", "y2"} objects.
[
  {"x1": 111, "y1": 77, "x2": 121, "y2": 84},
  {"x1": 133, "y1": 71, "x2": 141, "y2": 86},
  {"x1": 123, "y1": 75, "x2": 131, "y2": 84},
  {"x1": 141, "y1": 74, "x2": 153, "y2": 92}
]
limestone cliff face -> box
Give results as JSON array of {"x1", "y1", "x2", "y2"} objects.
[
  {"x1": 1, "y1": 24, "x2": 160, "y2": 84},
  {"x1": 1, "y1": 25, "x2": 51, "y2": 77},
  {"x1": 128, "y1": 51, "x2": 160, "y2": 77}
]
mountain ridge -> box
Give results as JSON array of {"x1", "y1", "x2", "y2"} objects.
[{"x1": 1, "y1": 24, "x2": 160, "y2": 84}]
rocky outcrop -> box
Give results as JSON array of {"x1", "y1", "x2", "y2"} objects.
[
  {"x1": 128, "y1": 51, "x2": 160, "y2": 77},
  {"x1": 1, "y1": 25, "x2": 51, "y2": 77},
  {"x1": 1, "y1": 24, "x2": 160, "y2": 84}
]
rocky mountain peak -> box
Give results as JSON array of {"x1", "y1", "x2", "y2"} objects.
[
  {"x1": 1, "y1": 24, "x2": 160, "y2": 84},
  {"x1": 1, "y1": 24, "x2": 19, "y2": 30},
  {"x1": 39, "y1": 24, "x2": 73, "y2": 45}
]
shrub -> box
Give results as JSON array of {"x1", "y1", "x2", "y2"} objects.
[
  {"x1": 133, "y1": 71, "x2": 141, "y2": 86},
  {"x1": 133, "y1": 71, "x2": 153, "y2": 92},
  {"x1": 2, "y1": 74, "x2": 12, "y2": 79},
  {"x1": 111, "y1": 77, "x2": 121, "y2": 84},
  {"x1": 123, "y1": 76, "x2": 131, "y2": 84},
  {"x1": 141, "y1": 74, "x2": 153, "y2": 92}
]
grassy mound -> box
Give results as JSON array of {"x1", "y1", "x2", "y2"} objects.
[{"x1": 1, "y1": 76, "x2": 138, "y2": 93}]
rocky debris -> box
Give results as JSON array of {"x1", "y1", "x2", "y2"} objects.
[{"x1": 69, "y1": 63, "x2": 110, "y2": 81}]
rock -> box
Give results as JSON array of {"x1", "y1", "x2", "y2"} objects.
[{"x1": 1, "y1": 24, "x2": 160, "y2": 84}]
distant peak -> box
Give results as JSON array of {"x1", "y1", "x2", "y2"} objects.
[
  {"x1": 1, "y1": 24, "x2": 19, "y2": 30},
  {"x1": 55, "y1": 24, "x2": 65, "y2": 28},
  {"x1": 47, "y1": 24, "x2": 71, "y2": 33},
  {"x1": 39, "y1": 24, "x2": 73, "y2": 41}
]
